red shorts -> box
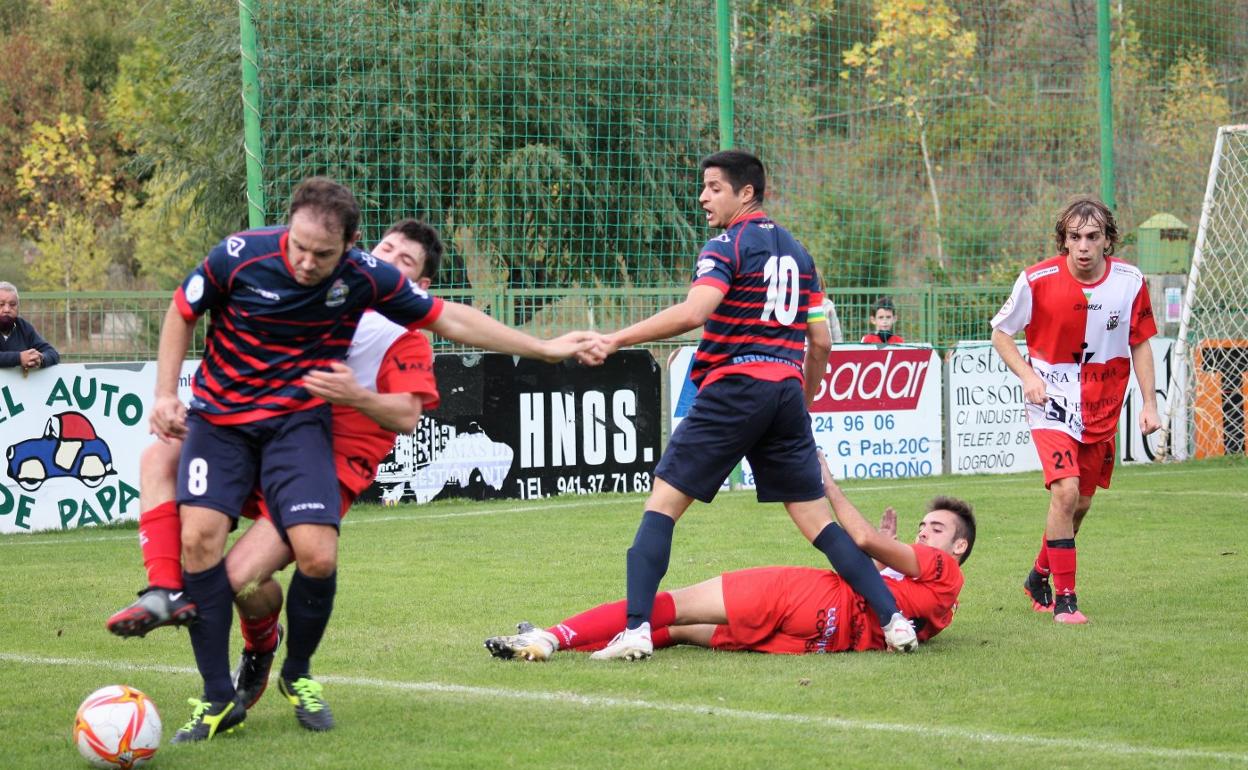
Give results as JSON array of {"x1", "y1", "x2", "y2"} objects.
[
  {"x1": 241, "y1": 485, "x2": 356, "y2": 524},
  {"x1": 709, "y1": 566, "x2": 857, "y2": 655},
  {"x1": 1031, "y1": 429, "x2": 1115, "y2": 497}
]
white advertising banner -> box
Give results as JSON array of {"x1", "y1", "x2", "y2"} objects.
[
  {"x1": 667, "y1": 345, "x2": 943, "y2": 486},
  {"x1": 1, "y1": 362, "x2": 197, "y2": 534},
  {"x1": 1120, "y1": 337, "x2": 1184, "y2": 463},
  {"x1": 808, "y1": 346, "x2": 943, "y2": 481},
  {"x1": 945, "y1": 341, "x2": 1041, "y2": 476}
]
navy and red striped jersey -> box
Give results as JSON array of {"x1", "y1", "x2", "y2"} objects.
[
  {"x1": 689, "y1": 211, "x2": 823, "y2": 388},
  {"x1": 174, "y1": 226, "x2": 444, "y2": 424}
]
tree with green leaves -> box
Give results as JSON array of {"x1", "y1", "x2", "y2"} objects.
[{"x1": 842, "y1": 0, "x2": 977, "y2": 271}]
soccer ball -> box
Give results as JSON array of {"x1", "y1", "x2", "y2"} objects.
[{"x1": 73, "y1": 685, "x2": 162, "y2": 769}]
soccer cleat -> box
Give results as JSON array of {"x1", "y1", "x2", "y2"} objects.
[
  {"x1": 279, "y1": 675, "x2": 335, "y2": 731},
  {"x1": 1053, "y1": 594, "x2": 1089, "y2": 624},
  {"x1": 484, "y1": 621, "x2": 559, "y2": 662},
  {"x1": 170, "y1": 696, "x2": 245, "y2": 744},
  {"x1": 233, "y1": 624, "x2": 284, "y2": 708},
  {"x1": 106, "y1": 587, "x2": 198, "y2": 637},
  {"x1": 589, "y1": 622, "x2": 653, "y2": 661},
  {"x1": 882, "y1": 612, "x2": 919, "y2": 652},
  {"x1": 1023, "y1": 569, "x2": 1055, "y2": 612}
]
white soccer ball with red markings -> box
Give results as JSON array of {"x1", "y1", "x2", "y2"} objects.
[{"x1": 72, "y1": 685, "x2": 161, "y2": 769}]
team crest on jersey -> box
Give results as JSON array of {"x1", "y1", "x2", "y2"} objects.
[
  {"x1": 1106, "y1": 312, "x2": 1120, "y2": 331},
  {"x1": 226, "y1": 236, "x2": 246, "y2": 257},
  {"x1": 325, "y1": 279, "x2": 349, "y2": 307},
  {"x1": 696, "y1": 258, "x2": 716, "y2": 277},
  {"x1": 185, "y1": 274, "x2": 204, "y2": 303}
]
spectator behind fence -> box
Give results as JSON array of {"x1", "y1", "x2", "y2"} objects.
[
  {"x1": 861, "y1": 296, "x2": 904, "y2": 345},
  {"x1": 0, "y1": 281, "x2": 60, "y2": 373}
]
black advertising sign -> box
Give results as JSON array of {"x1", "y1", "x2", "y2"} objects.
[{"x1": 362, "y1": 350, "x2": 661, "y2": 504}]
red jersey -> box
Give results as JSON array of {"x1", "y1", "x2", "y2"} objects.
[
  {"x1": 991, "y1": 255, "x2": 1156, "y2": 443},
  {"x1": 332, "y1": 311, "x2": 440, "y2": 497},
  {"x1": 861, "y1": 332, "x2": 904, "y2": 344},
  {"x1": 710, "y1": 544, "x2": 963, "y2": 654}
]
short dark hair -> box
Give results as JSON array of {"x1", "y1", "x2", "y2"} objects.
[
  {"x1": 288, "y1": 177, "x2": 361, "y2": 243},
  {"x1": 699, "y1": 150, "x2": 766, "y2": 203},
  {"x1": 928, "y1": 496, "x2": 976, "y2": 564},
  {"x1": 383, "y1": 219, "x2": 444, "y2": 283},
  {"x1": 872, "y1": 297, "x2": 896, "y2": 315},
  {"x1": 1054, "y1": 196, "x2": 1118, "y2": 256}
]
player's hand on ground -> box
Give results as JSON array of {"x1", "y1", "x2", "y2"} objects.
[
  {"x1": 879, "y1": 506, "x2": 898, "y2": 540},
  {"x1": 1139, "y1": 402, "x2": 1161, "y2": 435},
  {"x1": 150, "y1": 394, "x2": 188, "y2": 442},
  {"x1": 303, "y1": 362, "x2": 367, "y2": 406},
  {"x1": 1021, "y1": 371, "x2": 1047, "y2": 405}
]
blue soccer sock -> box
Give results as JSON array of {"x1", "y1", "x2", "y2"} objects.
[
  {"x1": 813, "y1": 522, "x2": 900, "y2": 627},
  {"x1": 280, "y1": 569, "x2": 337, "y2": 681},
  {"x1": 624, "y1": 511, "x2": 676, "y2": 630},
  {"x1": 183, "y1": 562, "x2": 236, "y2": 703}
]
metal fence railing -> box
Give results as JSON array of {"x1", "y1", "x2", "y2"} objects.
[{"x1": 19, "y1": 286, "x2": 1014, "y2": 364}]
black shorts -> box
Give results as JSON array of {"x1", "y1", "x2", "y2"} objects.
[
  {"x1": 176, "y1": 407, "x2": 341, "y2": 534},
  {"x1": 655, "y1": 375, "x2": 823, "y2": 504}
]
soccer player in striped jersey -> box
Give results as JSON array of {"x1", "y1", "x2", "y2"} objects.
[
  {"x1": 586, "y1": 150, "x2": 918, "y2": 661},
  {"x1": 486, "y1": 453, "x2": 974, "y2": 661},
  {"x1": 150, "y1": 180, "x2": 599, "y2": 742},
  {"x1": 991, "y1": 196, "x2": 1160, "y2": 624}
]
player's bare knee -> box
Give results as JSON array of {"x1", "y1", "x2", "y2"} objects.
[{"x1": 295, "y1": 551, "x2": 338, "y2": 578}]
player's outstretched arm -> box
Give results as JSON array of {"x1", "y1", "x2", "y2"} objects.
[
  {"x1": 991, "y1": 328, "x2": 1046, "y2": 405},
  {"x1": 817, "y1": 451, "x2": 920, "y2": 576},
  {"x1": 304, "y1": 362, "x2": 425, "y2": 434},
  {"x1": 598, "y1": 285, "x2": 725, "y2": 358},
  {"x1": 151, "y1": 302, "x2": 193, "y2": 442},
  {"x1": 427, "y1": 301, "x2": 598, "y2": 363}
]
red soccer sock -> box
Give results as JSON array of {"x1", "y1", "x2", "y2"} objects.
[
  {"x1": 239, "y1": 610, "x2": 282, "y2": 654},
  {"x1": 1034, "y1": 536, "x2": 1051, "y2": 577},
  {"x1": 138, "y1": 500, "x2": 182, "y2": 590},
  {"x1": 1046, "y1": 539, "x2": 1077, "y2": 596},
  {"x1": 548, "y1": 592, "x2": 677, "y2": 651}
]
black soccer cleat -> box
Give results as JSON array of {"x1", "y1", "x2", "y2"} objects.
[
  {"x1": 171, "y1": 695, "x2": 246, "y2": 744},
  {"x1": 233, "y1": 624, "x2": 283, "y2": 708},
  {"x1": 1023, "y1": 569, "x2": 1054, "y2": 612},
  {"x1": 107, "y1": 587, "x2": 199, "y2": 637},
  {"x1": 279, "y1": 675, "x2": 335, "y2": 731}
]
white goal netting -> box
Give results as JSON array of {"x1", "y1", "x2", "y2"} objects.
[{"x1": 1163, "y1": 125, "x2": 1248, "y2": 461}]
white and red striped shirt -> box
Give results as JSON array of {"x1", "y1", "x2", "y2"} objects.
[{"x1": 991, "y1": 255, "x2": 1156, "y2": 443}]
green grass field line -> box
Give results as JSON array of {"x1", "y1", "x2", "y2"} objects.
[
  {"x1": 3, "y1": 458, "x2": 1244, "y2": 769},
  {"x1": 7, "y1": 651, "x2": 1247, "y2": 765}
]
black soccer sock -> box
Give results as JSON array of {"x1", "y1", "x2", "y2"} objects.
[
  {"x1": 813, "y1": 522, "x2": 900, "y2": 627},
  {"x1": 624, "y1": 510, "x2": 676, "y2": 630},
  {"x1": 280, "y1": 569, "x2": 337, "y2": 681},
  {"x1": 183, "y1": 561, "x2": 236, "y2": 703}
]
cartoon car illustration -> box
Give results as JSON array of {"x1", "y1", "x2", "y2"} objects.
[{"x1": 5, "y1": 411, "x2": 116, "y2": 491}]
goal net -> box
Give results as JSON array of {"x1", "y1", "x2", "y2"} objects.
[{"x1": 1162, "y1": 125, "x2": 1248, "y2": 461}]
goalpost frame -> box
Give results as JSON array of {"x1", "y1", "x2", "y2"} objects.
[{"x1": 1158, "y1": 124, "x2": 1248, "y2": 460}]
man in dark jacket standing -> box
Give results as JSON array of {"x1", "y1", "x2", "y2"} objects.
[{"x1": 0, "y1": 281, "x2": 59, "y2": 372}]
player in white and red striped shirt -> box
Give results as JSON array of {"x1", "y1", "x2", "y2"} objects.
[{"x1": 990, "y1": 196, "x2": 1160, "y2": 624}]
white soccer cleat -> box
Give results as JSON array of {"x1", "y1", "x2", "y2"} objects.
[
  {"x1": 484, "y1": 622, "x2": 559, "y2": 662},
  {"x1": 589, "y1": 622, "x2": 653, "y2": 661},
  {"x1": 882, "y1": 612, "x2": 918, "y2": 653}
]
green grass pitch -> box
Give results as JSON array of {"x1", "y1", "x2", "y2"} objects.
[{"x1": 3, "y1": 459, "x2": 1245, "y2": 769}]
